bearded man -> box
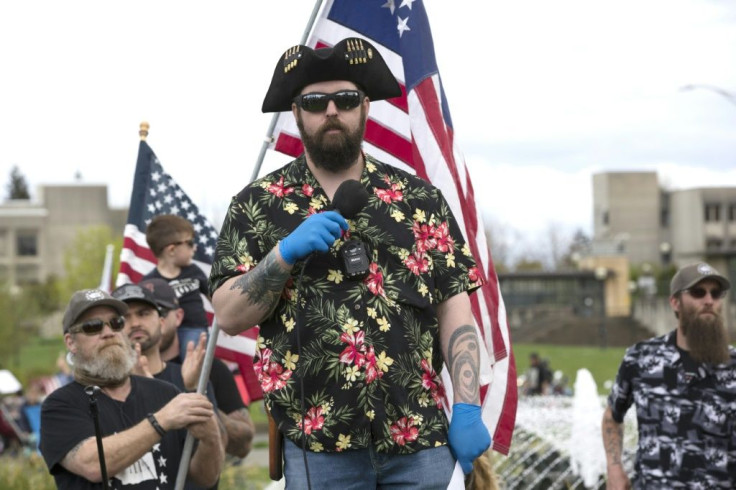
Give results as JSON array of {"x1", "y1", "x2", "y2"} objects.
[
  {"x1": 602, "y1": 263, "x2": 736, "y2": 489},
  {"x1": 209, "y1": 37, "x2": 490, "y2": 488},
  {"x1": 39, "y1": 288, "x2": 224, "y2": 489}
]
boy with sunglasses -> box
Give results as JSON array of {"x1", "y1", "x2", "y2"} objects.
[
  {"x1": 209, "y1": 37, "x2": 490, "y2": 488},
  {"x1": 602, "y1": 262, "x2": 736, "y2": 489},
  {"x1": 144, "y1": 214, "x2": 211, "y2": 361},
  {"x1": 39, "y1": 288, "x2": 224, "y2": 489}
]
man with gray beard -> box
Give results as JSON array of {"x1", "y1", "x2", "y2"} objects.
[
  {"x1": 39, "y1": 288, "x2": 224, "y2": 489},
  {"x1": 602, "y1": 262, "x2": 736, "y2": 489}
]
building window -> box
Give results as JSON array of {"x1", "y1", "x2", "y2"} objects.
[
  {"x1": 16, "y1": 230, "x2": 38, "y2": 256},
  {"x1": 0, "y1": 230, "x2": 7, "y2": 256},
  {"x1": 705, "y1": 203, "x2": 721, "y2": 222},
  {"x1": 660, "y1": 209, "x2": 669, "y2": 227},
  {"x1": 15, "y1": 264, "x2": 40, "y2": 284},
  {"x1": 602, "y1": 211, "x2": 609, "y2": 226},
  {"x1": 706, "y1": 237, "x2": 723, "y2": 250},
  {"x1": 729, "y1": 203, "x2": 736, "y2": 222}
]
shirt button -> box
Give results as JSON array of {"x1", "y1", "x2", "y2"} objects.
[{"x1": 354, "y1": 304, "x2": 361, "y2": 310}]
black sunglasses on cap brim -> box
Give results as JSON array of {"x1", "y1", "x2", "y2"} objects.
[
  {"x1": 293, "y1": 90, "x2": 364, "y2": 112},
  {"x1": 69, "y1": 316, "x2": 126, "y2": 335}
]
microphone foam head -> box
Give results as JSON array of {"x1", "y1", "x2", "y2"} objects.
[{"x1": 332, "y1": 180, "x2": 369, "y2": 219}]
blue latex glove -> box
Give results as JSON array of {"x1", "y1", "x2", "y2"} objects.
[
  {"x1": 448, "y1": 403, "x2": 491, "y2": 474},
  {"x1": 278, "y1": 211, "x2": 349, "y2": 265}
]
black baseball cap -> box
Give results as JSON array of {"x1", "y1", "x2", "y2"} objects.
[
  {"x1": 139, "y1": 278, "x2": 179, "y2": 310},
  {"x1": 670, "y1": 262, "x2": 731, "y2": 296},
  {"x1": 62, "y1": 289, "x2": 128, "y2": 333},
  {"x1": 111, "y1": 283, "x2": 160, "y2": 311}
]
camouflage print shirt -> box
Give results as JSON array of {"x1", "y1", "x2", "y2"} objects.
[
  {"x1": 607, "y1": 330, "x2": 736, "y2": 489},
  {"x1": 209, "y1": 154, "x2": 483, "y2": 454}
]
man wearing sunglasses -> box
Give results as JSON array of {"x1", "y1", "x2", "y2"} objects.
[
  {"x1": 602, "y1": 262, "x2": 736, "y2": 489},
  {"x1": 210, "y1": 37, "x2": 490, "y2": 488},
  {"x1": 39, "y1": 288, "x2": 224, "y2": 489}
]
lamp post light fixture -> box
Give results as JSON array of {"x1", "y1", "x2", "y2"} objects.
[
  {"x1": 659, "y1": 241, "x2": 672, "y2": 266},
  {"x1": 595, "y1": 267, "x2": 608, "y2": 349}
]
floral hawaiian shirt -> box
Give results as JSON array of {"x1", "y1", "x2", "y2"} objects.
[
  {"x1": 608, "y1": 330, "x2": 736, "y2": 489},
  {"x1": 210, "y1": 154, "x2": 484, "y2": 454}
]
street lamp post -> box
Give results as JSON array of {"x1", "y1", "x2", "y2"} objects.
[
  {"x1": 659, "y1": 242, "x2": 672, "y2": 266},
  {"x1": 595, "y1": 267, "x2": 608, "y2": 349}
]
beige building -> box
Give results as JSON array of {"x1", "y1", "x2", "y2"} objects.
[
  {"x1": 0, "y1": 185, "x2": 127, "y2": 287},
  {"x1": 593, "y1": 171, "x2": 736, "y2": 275}
]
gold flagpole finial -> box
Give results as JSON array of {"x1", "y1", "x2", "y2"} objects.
[{"x1": 139, "y1": 121, "x2": 150, "y2": 141}]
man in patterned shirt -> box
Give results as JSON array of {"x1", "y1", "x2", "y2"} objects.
[
  {"x1": 209, "y1": 37, "x2": 490, "y2": 488},
  {"x1": 602, "y1": 262, "x2": 736, "y2": 489}
]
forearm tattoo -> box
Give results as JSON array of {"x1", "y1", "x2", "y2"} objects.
[
  {"x1": 447, "y1": 325, "x2": 480, "y2": 404},
  {"x1": 602, "y1": 410, "x2": 624, "y2": 465},
  {"x1": 230, "y1": 249, "x2": 290, "y2": 314}
]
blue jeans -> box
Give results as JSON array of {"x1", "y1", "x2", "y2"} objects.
[
  {"x1": 177, "y1": 326, "x2": 208, "y2": 360},
  {"x1": 283, "y1": 438, "x2": 454, "y2": 489}
]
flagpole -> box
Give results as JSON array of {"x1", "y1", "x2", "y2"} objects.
[
  {"x1": 249, "y1": 0, "x2": 325, "y2": 183},
  {"x1": 175, "y1": 3, "x2": 326, "y2": 487}
]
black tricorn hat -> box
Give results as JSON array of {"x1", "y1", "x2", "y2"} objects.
[{"x1": 262, "y1": 37, "x2": 402, "y2": 113}]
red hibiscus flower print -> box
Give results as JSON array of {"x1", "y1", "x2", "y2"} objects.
[
  {"x1": 302, "y1": 183, "x2": 314, "y2": 197},
  {"x1": 363, "y1": 346, "x2": 381, "y2": 384},
  {"x1": 364, "y1": 263, "x2": 385, "y2": 297},
  {"x1": 468, "y1": 267, "x2": 481, "y2": 284},
  {"x1": 421, "y1": 359, "x2": 445, "y2": 408},
  {"x1": 374, "y1": 185, "x2": 403, "y2": 204},
  {"x1": 254, "y1": 348, "x2": 292, "y2": 393},
  {"x1": 389, "y1": 416, "x2": 419, "y2": 446},
  {"x1": 404, "y1": 251, "x2": 429, "y2": 275},
  {"x1": 434, "y1": 222, "x2": 455, "y2": 252},
  {"x1": 412, "y1": 222, "x2": 438, "y2": 254},
  {"x1": 339, "y1": 330, "x2": 366, "y2": 367},
  {"x1": 299, "y1": 406, "x2": 325, "y2": 435},
  {"x1": 267, "y1": 176, "x2": 294, "y2": 198}
]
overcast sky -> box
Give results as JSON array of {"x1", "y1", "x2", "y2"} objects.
[{"x1": 1, "y1": 0, "x2": 735, "y2": 250}]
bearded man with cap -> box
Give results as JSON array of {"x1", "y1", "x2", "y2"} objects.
[
  {"x1": 209, "y1": 37, "x2": 490, "y2": 488},
  {"x1": 139, "y1": 277, "x2": 255, "y2": 461},
  {"x1": 39, "y1": 288, "x2": 224, "y2": 489},
  {"x1": 602, "y1": 262, "x2": 736, "y2": 489}
]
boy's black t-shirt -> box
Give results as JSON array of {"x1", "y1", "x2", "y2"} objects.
[{"x1": 144, "y1": 265, "x2": 209, "y2": 327}]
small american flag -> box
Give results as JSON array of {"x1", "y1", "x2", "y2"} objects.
[
  {"x1": 268, "y1": 0, "x2": 516, "y2": 459},
  {"x1": 118, "y1": 138, "x2": 262, "y2": 401}
]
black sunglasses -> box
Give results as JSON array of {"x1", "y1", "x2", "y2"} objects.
[
  {"x1": 69, "y1": 316, "x2": 126, "y2": 335},
  {"x1": 294, "y1": 90, "x2": 364, "y2": 113},
  {"x1": 684, "y1": 287, "x2": 726, "y2": 300},
  {"x1": 170, "y1": 239, "x2": 196, "y2": 248}
]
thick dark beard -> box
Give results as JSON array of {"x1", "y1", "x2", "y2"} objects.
[
  {"x1": 297, "y1": 106, "x2": 366, "y2": 172},
  {"x1": 679, "y1": 303, "x2": 730, "y2": 364}
]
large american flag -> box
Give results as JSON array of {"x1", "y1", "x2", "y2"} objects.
[
  {"x1": 268, "y1": 0, "x2": 517, "y2": 457},
  {"x1": 118, "y1": 137, "x2": 263, "y2": 401}
]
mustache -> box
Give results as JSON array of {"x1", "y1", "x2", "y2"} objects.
[
  {"x1": 318, "y1": 120, "x2": 347, "y2": 135},
  {"x1": 100, "y1": 339, "x2": 126, "y2": 350}
]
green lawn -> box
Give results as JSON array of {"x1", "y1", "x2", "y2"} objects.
[
  {"x1": 4, "y1": 337, "x2": 64, "y2": 387},
  {"x1": 9, "y1": 336, "x2": 629, "y2": 396},
  {"x1": 513, "y1": 342, "x2": 627, "y2": 395}
]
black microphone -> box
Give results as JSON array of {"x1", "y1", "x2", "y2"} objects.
[
  {"x1": 85, "y1": 385, "x2": 109, "y2": 490},
  {"x1": 330, "y1": 180, "x2": 371, "y2": 280},
  {"x1": 331, "y1": 179, "x2": 370, "y2": 219}
]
